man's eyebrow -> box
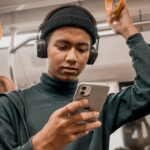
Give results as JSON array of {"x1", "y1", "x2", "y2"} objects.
[
  {"x1": 55, "y1": 39, "x2": 70, "y2": 44},
  {"x1": 55, "y1": 39, "x2": 90, "y2": 46},
  {"x1": 77, "y1": 42, "x2": 90, "y2": 47}
]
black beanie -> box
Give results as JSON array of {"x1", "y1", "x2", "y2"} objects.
[{"x1": 40, "y1": 6, "x2": 97, "y2": 44}]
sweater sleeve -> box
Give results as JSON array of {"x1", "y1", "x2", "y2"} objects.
[
  {"x1": 0, "y1": 95, "x2": 34, "y2": 150},
  {"x1": 104, "y1": 33, "x2": 150, "y2": 134},
  {"x1": 13, "y1": 138, "x2": 34, "y2": 150}
]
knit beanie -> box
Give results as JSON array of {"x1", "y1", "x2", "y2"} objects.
[{"x1": 40, "y1": 5, "x2": 97, "y2": 44}]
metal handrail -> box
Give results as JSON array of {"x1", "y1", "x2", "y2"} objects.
[
  {"x1": 134, "y1": 21, "x2": 150, "y2": 27},
  {"x1": 9, "y1": 36, "x2": 37, "y2": 89},
  {"x1": 10, "y1": 36, "x2": 37, "y2": 54},
  {"x1": 97, "y1": 21, "x2": 150, "y2": 31}
]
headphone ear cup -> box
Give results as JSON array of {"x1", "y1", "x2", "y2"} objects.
[
  {"x1": 87, "y1": 47, "x2": 98, "y2": 65},
  {"x1": 36, "y1": 39, "x2": 47, "y2": 58}
]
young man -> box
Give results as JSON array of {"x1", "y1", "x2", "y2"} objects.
[{"x1": 0, "y1": 3, "x2": 150, "y2": 150}]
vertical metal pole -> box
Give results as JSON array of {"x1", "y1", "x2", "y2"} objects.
[
  {"x1": 8, "y1": 27, "x2": 18, "y2": 89},
  {"x1": 139, "y1": 9, "x2": 143, "y2": 31}
]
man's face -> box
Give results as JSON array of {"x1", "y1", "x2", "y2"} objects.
[{"x1": 47, "y1": 26, "x2": 91, "y2": 82}]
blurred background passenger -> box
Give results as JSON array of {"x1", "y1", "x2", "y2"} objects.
[{"x1": 0, "y1": 76, "x2": 15, "y2": 93}]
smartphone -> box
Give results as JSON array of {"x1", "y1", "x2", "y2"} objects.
[{"x1": 72, "y1": 82, "x2": 110, "y2": 124}]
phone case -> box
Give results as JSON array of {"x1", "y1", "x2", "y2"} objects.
[{"x1": 72, "y1": 82, "x2": 109, "y2": 123}]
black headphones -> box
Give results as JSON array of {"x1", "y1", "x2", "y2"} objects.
[{"x1": 36, "y1": 5, "x2": 100, "y2": 65}]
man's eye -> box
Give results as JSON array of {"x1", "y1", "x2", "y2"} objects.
[
  {"x1": 57, "y1": 46, "x2": 67, "y2": 50},
  {"x1": 78, "y1": 49, "x2": 88, "y2": 52}
]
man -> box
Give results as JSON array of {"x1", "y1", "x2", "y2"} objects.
[{"x1": 0, "y1": 3, "x2": 150, "y2": 150}]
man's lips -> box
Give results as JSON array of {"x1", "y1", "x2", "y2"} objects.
[
  {"x1": 62, "y1": 67, "x2": 78, "y2": 70},
  {"x1": 61, "y1": 67, "x2": 78, "y2": 73}
]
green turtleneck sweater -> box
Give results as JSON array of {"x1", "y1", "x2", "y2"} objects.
[
  {"x1": 0, "y1": 33, "x2": 150, "y2": 150},
  {"x1": 25, "y1": 73, "x2": 78, "y2": 137}
]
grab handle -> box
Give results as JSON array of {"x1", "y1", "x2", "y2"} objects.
[{"x1": 105, "y1": 0, "x2": 125, "y2": 21}]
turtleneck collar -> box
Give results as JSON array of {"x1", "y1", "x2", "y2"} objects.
[{"x1": 35, "y1": 73, "x2": 78, "y2": 98}]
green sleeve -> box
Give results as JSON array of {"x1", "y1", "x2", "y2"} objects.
[
  {"x1": 104, "y1": 33, "x2": 150, "y2": 134},
  {"x1": 0, "y1": 95, "x2": 34, "y2": 150}
]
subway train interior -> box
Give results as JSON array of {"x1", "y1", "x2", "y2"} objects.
[{"x1": 0, "y1": 0, "x2": 150, "y2": 149}]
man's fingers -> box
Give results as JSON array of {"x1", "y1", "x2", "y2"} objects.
[
  {"x1": 71, "y1": 111, "x2": 99, "y2": 124},
  {"x1": 109, "y1": 3, "x2": 127, "y2": 22},
  {"x1": 72, "y1": 121, "x2": 102, "y2": 133},
  {"x1": 107, "y1": 20, "x2": 114, "y2": 29},
  {"x1": 108, "y1": 3, "x2": 118, "y2": 20},
  {"x1": 61, "y1": 99, "x2": 88, "y2": 115},
  {"x1": 73, "y1": 131, "x2": 89, "y2": 140},
  {"x1": 112, "y1": 3, "x2": 118, "y2": 13}
]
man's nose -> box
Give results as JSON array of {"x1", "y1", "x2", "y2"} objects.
[{"x1": 65, "y1": 48, "x2": 78, "y2": 64}]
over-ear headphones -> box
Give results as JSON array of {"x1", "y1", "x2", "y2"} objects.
[{"x1": 36, "y1": 5, "x2": 100, "y2": 65}]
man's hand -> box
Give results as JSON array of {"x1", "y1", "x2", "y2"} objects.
[
  {"x1": 107, "y1": 3, "x2": 139, "y2": 40},
  {"x1": 32, "y1": 99, "x2": 101, "y2": 150}
]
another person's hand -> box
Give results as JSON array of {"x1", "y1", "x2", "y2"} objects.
[
  {"x1": 107, "y1": 3, "x2": 139, "y2": 39},
  {"x1": 32, "y1": 99, "x2": 101, "y2": 150}
]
